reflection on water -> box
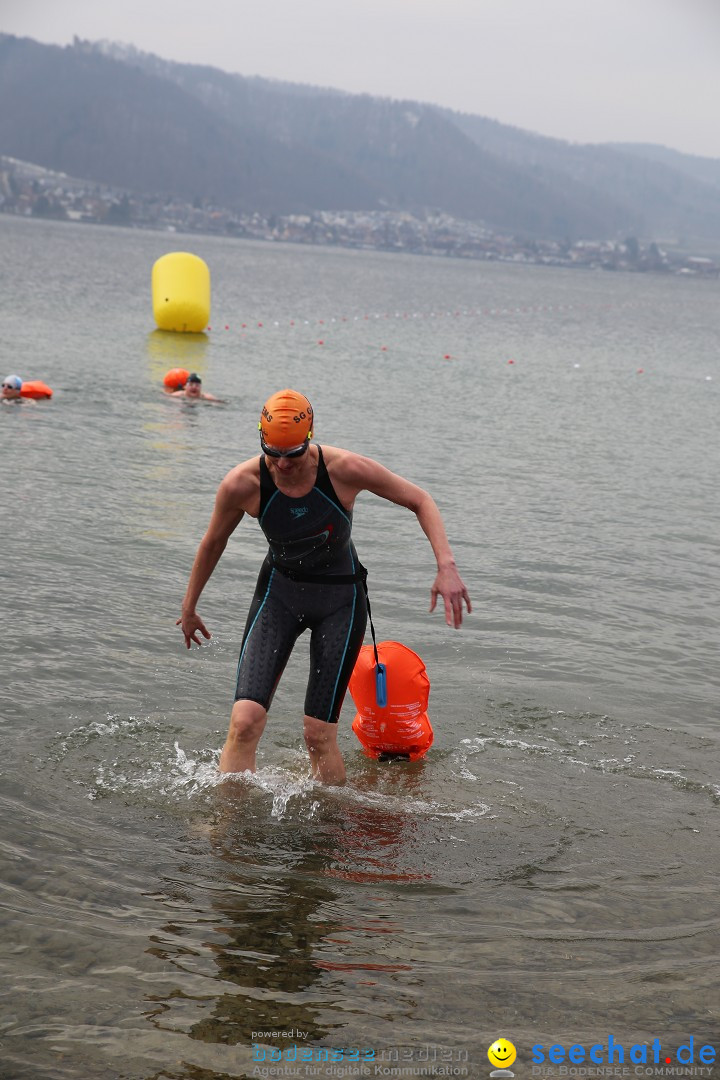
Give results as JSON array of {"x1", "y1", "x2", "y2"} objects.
[
  {"x1": 3, "y1": 217, "x2": 720, "y2": 1079},
  {"x1": 143, "y1": 784, "x2": 432, "y2": 1052},
  {"x1": 146, "y1": 329, "x2": 209, "y2": 386}
]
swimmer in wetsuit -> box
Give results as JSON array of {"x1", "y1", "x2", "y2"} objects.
[
  {"x1": 177, "y1": 389, "x2": 471, "y2": 785},
  {"x1": 170, "y1": 372, "x2": 223, "y2": 403}
]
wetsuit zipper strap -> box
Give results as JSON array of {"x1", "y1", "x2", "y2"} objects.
[{"x1": 270, "y1": 561, "x2": 366, "y2": 585}]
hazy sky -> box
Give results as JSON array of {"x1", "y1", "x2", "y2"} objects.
[{"x1": 4, "y1": 0, "x2": 720, "y2": 159}]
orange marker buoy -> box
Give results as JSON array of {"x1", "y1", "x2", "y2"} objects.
[
  {"x1": 163, "y1": 368, "x2": 189, "y2": 391},
  {"x1": 349, "y1": 641, "x2": 433, "y2": 762},
  {"x1": 20, "y1": 380, "x2": 53, "y2": 399}
]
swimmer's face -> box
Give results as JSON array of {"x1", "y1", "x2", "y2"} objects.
[
  {"x1": 272, "y1": 452, "x2": 305, "y2": 474},
  {"x1": 185, "y1": 381, "x2": 202, "y2": 397},
  {"x1": 261, "y1": 437, "x2": 310, "y2": 473},
  {"x1": 1, "y1": 382, "x2": 21, "y2": 399}
]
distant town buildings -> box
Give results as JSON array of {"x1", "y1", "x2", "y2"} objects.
[{"x1": 1, "y1": 155, "x2": 717, "y2": 277}]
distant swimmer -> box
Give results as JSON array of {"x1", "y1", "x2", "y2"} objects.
[
  {"x1": 2, "y1": 375, "x2": 34, "y2": 406},
  {"x1": 171, "y1": 372, "x2": 223, "y2": 403},
  {"x1": 176, "y1": 388, "x2": 471, "y2": 785}
]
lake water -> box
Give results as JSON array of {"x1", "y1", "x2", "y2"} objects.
[{"x1": 1, "y1": 214, "x2": 719, "y2": 1080}]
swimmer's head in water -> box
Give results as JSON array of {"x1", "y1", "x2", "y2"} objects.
[
  {"x1": 259, "y1": 389, "x2": 313, "y2": 450},
  {"x1": 3, "y1": 374, "x2": 22, "y2": 392},
  {"x1": 184, "y1": 372, "x2": 203, "y2": 397}
]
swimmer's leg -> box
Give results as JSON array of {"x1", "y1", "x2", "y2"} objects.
[
  {"x1": 303, "y1": 715, "x2": 346, "y2": 785},
  {"x1": 219, "y1": 700, "x2": 268, "y2": 774},
  {"x1": 225, "y1": 563, "x2": 302, "y2": 774},
  {"x1": 303, "y1": 584, "x2": 368, "y2": 785}
]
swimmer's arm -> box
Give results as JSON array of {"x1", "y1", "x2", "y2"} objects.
[
  {"x1": 337, "y1": 454, "x2": 472, "y2": 628},
  {"x1": 177, "y1": 472, "x2": 250, "y2": 647}
]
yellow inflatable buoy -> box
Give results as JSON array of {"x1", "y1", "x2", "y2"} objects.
[{"x1": 152, "y1": 252, "x2": 210, "y2": 333}]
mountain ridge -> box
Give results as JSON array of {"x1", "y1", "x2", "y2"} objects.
[{"x1": 2, "y1": 33, "x2": 720, "y2": 244}]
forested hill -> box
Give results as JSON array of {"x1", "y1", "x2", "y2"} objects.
[{"x1": 2, "y1": 32, "x2": 720, "y2": 244}]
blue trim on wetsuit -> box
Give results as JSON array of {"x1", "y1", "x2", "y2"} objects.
[
  {"x1": 235, "y1": 567, "x2": 276, "y2": 684},
  {"x1": 309, "y1": 486, "x2": 352, "y2": 526},
  {"x1": 327, "y1": 573, "x2": 357, "y2": 721},
  {"x1": 259, "y1": 488, "x2": 281, "y2": 525}
]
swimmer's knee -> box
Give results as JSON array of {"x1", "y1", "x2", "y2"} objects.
[
  {"x1": 229, "y1": 699, "x2": 267, "y2": 743},
  {"x1": 303, "y1": 714, "x2": 337, "y2": 751}
]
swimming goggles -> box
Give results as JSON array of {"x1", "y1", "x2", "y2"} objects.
[{"x1": 260, "y1": 434, "x2": 310, "y2": 459}]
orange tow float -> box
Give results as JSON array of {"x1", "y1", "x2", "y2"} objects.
[
  {"x1": 163, "y1": 368, "x2": 190, "y2": 391},
  {"x1": 349, "y1": 640, "x2": 434, "y2": 762},
  {"x1": 21, "y1": 380, "x2": 53, "y2": 399}
]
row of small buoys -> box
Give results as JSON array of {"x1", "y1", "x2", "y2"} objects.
[
  {"x1": 349, "y1": 641, "x2": 433, "y2": 762},
  {"x1": 192, "y1": 297, "x2": 648, "y2": 330},
  {"x1": 152, "y1": 253, "x2": 210, "y2": 333}
]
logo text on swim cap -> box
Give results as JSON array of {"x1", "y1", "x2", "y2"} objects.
[
  {"x1": 262, "y1": 406, "x2": 273, "y2": 422},
  {"x1": 293, "y1": 407, "x2": 312, "y2": 424}
]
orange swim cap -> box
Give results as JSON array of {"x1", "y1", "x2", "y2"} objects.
[{"x1": 259, "y1": 389, "x2": 313, "y2": 449}]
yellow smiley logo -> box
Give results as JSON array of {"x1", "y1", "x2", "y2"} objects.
[{"x1": 488, "y1": 1039, "x2": 517, "y2": 1069}]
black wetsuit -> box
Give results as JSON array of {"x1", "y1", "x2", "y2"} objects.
[{"x1": 234, "y1": 446, "x2": 368, "y2": 723}]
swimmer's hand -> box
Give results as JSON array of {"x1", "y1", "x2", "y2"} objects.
[
  {"x1": 430, "y1": 565, "x2": 472, "y2": 629},
  {"x1": 176, "y1": 610, "x2": 212, "y2": 649}
]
